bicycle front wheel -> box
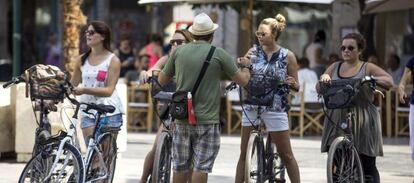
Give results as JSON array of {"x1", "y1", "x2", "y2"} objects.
[
  {"x1": 19, "y1": 142, "x2": 84, "y2": 183},
  {"x1": 152, "y1": 132, "x2": 172, "y2": 183},
  {"x1": 266, "y1": 135, "x2": 285, "y2": 183},
  {"x1": 327, "y1": 136, "x2": 364, "y2": 183},
  {"x1": 245, "y1": 133, "x2": 264, "y2": 183}
]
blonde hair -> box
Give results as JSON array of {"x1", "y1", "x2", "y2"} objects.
[{"x1": 260, "y1": 14, "x2": 286, "y2": 41}]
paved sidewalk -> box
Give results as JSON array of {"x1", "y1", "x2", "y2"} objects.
[{"x1": 0, "y1": 133, "x2": 413, "y2": 182}]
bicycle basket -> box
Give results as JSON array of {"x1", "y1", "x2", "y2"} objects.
[
  {"x1": 242, "y1": 73, "x2": 283, "y2": 106},
  {"x1": 319, "y1": 78, "x2": 360, "y2": 109},
  {"x1": 25, "y1": 64, "x2": 69, "y2": 100}
]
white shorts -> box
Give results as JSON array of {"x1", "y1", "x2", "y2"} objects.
[
  {"x1": 410, "y1": 105, "x2": 414, "y2": 160},
  {"x1": 241, "y1": 110, "x2": 289, "y2": 132}
]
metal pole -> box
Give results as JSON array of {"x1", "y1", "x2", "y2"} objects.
[
  {"x1": 13, "y1": 0, "x2": 22, "y2": 76},
  {"x1": 248, "y1": 0, "x2": 253, "y2": 47}
]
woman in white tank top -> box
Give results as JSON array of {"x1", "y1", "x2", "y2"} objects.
[{"x1": 70, "y1": 21, "x2": 124, "y2": 146}]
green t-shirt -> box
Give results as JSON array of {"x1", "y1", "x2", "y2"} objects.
[{"x1": 162, "y1": 41, "x2": 239, "y2": 124}]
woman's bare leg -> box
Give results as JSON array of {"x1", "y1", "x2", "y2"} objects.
[{"x1": 270, "y1": 130, "x2": 300, "y2": 183}]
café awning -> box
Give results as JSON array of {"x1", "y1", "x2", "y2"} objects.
[
  {"x1": 138, "y1": 0, "x2": 334, "y2": 4},
  {"x1": 365, "y1": 0, "x2": 414, "y2": 14}
]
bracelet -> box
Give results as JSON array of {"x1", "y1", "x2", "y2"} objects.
[{"x1": 239, "y1": 64, "x2": 253, "y2": 71}]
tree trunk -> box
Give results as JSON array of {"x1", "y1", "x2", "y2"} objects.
[{"x1": 61, "y1": 0, "x2": 86, "y2": 73}]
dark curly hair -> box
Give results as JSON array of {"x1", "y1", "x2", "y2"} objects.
[{"x1": 343, "y1": 33, "x2": 366, "y2": 52}]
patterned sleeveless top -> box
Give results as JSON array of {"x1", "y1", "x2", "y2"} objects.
[
  {"x1": 244, "y1": 46, "x2": 290, "y2": 112},
  {"x1": 80, "y1": 53, "x2": 125, "y2": 118}
]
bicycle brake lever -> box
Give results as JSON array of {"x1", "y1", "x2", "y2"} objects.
[{"x1": 375, "y1": 89, "x2": 385, "y2": 98}]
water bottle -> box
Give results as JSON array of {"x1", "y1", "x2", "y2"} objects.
[{"x1": 187, "y1": 92, "x2": 197, "y2": 125}]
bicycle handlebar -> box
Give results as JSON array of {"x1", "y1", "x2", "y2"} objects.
[{"x1": 3, "y1": 76, "x2": 24, "y2": 88}]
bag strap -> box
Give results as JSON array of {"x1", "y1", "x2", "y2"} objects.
[{"x1": 191, "y1": 46, "x2": 216, "y2": 95}]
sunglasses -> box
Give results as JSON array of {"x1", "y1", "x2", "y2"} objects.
[
  {"x1": 170, "y1": 39, "x2": 185, "y2": 46},
  {"x1": 85, "y1": 30, "x2": 96, "y2": 36},
  {"x1": 255, "y1": 31, "x2": 268, "y2": 37},
  {"x1": 341, "y1": 45, "x2": 355, "y2": 52}
]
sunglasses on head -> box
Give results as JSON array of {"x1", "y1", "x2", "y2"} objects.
[
  {"x1": 255, "y1": 31, "x2": 268, "y2": 37},
  {"x1": 170, "y1": 39, "x2": 185, "y2": 46},
  {"x1": 85, "y1": 30, "x2": 96, "y2": 36},
  {"x1": 341, "y1": 45, "x2": 355, "y2": 52}
]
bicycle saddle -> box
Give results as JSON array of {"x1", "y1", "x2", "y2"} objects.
[
  {"x1": 154, "y1": 91, "x2": 174, "y2": 102},
  {"x1": 86, "y1": 103, "x2": 116, "y2": 114}
]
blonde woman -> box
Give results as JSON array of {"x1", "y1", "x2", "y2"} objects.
[{"x1": 234, "y1": 14, "x2": 301, "y2": 183}]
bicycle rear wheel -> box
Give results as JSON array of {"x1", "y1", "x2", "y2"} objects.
[
  {"x1": 327, "y1": 136, "x2": 364, "y2": 183},
  {"x1": 152, "y1": 132, "x2": 172, "y2": 183},
  {"x1": 86, "y1": 133, "x2": 118, "y2": 183},
  {"x1": 266, "y1": 135, "x2": 285, "y2": 183},
  {"x1": 19, "y1": 142, "x2": 84, "y2": 183},
  {"x1": 245, "y1": 133, "x2": 264, "y2": 183},
  {"x1": 101, "y1": 133, "x2": 118, "y2": 182}
]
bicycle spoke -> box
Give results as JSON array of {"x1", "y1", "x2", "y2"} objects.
[{"x1": 331, "y1": 143, "x2": 363, "y2": 183}]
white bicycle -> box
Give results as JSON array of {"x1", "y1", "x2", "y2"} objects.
[{"x1": 19, "y1": 86, "x2": 119, "y2": 183}]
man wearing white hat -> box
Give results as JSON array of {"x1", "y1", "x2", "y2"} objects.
[{"x1": 159, "y1": 13, "x2": 251, "y2": 183}]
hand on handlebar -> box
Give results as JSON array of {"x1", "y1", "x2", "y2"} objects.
[
  {"x1": 72, "y1": 87, "x2": 84, "y2": 95},
  {"x1": 319, "y1": 74, "x2": 331, "y2": 83},
  {"x1": 139, "y1": 70, "x2": 151, "y2": 84},
  {"x1": 362, "y1": 75, "x2": 385, "y2": 98}
]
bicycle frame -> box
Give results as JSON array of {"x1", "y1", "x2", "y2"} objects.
[
  {"x1": 43, "y1": 115, "x2": 81, "y2": 181},
  {"x1": 43, "y1": 99, "x2": 116, "y2": 183}
]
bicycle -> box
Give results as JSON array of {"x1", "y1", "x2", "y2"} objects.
[
  {"x1": 146, "y1": 76, "x2": 174, "y2": 183},
  {"x1": 18, "y1": 82, "x2": 119, "y2": 183},
  {"x1": 319, "y1": 76, "x2": 384, "y2": 183},
  {"x1": 226, "y1": 82, "x2": 286, "y2": 183},
  {"x1": 3, "y1": 76, "x2": 58, "y2": 157}
]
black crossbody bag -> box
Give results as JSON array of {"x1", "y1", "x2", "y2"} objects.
[{"x1": 170, "y1": 46, "x2": 216, "y2": 120}]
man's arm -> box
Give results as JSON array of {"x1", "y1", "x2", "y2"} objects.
[
  {"x1": 231, "y1": 68, "x2": 250, "y2": 86},
  {"x1": 158, "y1": 72, "x2": 173, "y2": 87},
  {"x1": 231, "y1": 56, "x2": 251, "y2": 86}
]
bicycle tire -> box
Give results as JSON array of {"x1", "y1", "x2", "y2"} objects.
[
  {"x1": 245, "y1": 133, "x2": 264, "y2": 183},
  {"x1": 152, "y1": 132, "x2": 172, "y2": 183},
  {"x1": 19, "y1": 142, "x2": 84, "y2": 183},
  {"x1": 32, "y1": 127, "x2": 51, "y2": 157},
  {"x1": 101, "y1": 133, "x2": 117, "y2": 183},
  {"x1": 86, "y1": 133, "x2": 118, "y2": 183},
  {"x1": 327, "y1": 136, "x2": 364, "y2": 183},
  {"x1": 266, "y1": 135, "x2": 285, "y2": 183}
]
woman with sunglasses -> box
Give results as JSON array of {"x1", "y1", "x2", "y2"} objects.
[
  {"x1": 235, "y1": 14, "x2": 301, "y2": 183},
  {"x1": 138, "y1": 29, "x2": 193, "y2": 183},
  {"x1": 71, "y1": 21, "x2": 124, "y2": 181},
  {"x1": 318, "y1": 33, "x2": 393, "y2": 183}
]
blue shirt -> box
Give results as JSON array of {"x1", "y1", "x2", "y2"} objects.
[
  {"x1": 405, "y1": 56, "x2": 414, "y2": 104},
  {"x1": 244, "y1": 45, "x2": 290, "y2": 112}
]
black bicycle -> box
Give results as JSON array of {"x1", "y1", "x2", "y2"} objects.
[
  {"x1": 147, "y1": 76, "x2": 174, "y2": 183},
  {"x1": 3, "y1": 76, "x2": 61, "y2": 157},
  {"x1": 226, "y1": 82, "x2": 286, "y2": 183},
  {"x1": 319, "y1": 76, "x2": 384, "y2": 183}
]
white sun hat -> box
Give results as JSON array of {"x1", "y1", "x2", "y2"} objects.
[{"x1": 188, "y1": 13, "x2": 219, "y2": 36}]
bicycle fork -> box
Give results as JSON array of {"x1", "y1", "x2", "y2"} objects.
[{"x1": 44, "y1": 136, "x2": 74, "y2": 181}]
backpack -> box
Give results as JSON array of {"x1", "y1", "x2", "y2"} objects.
[{"x1": 23, "y1": 64, "x2": 69, "y2": 100}]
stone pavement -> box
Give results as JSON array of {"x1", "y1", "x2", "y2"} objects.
[{"x1": 0, "y1": 133, "x2": 413, "y2": 183}]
